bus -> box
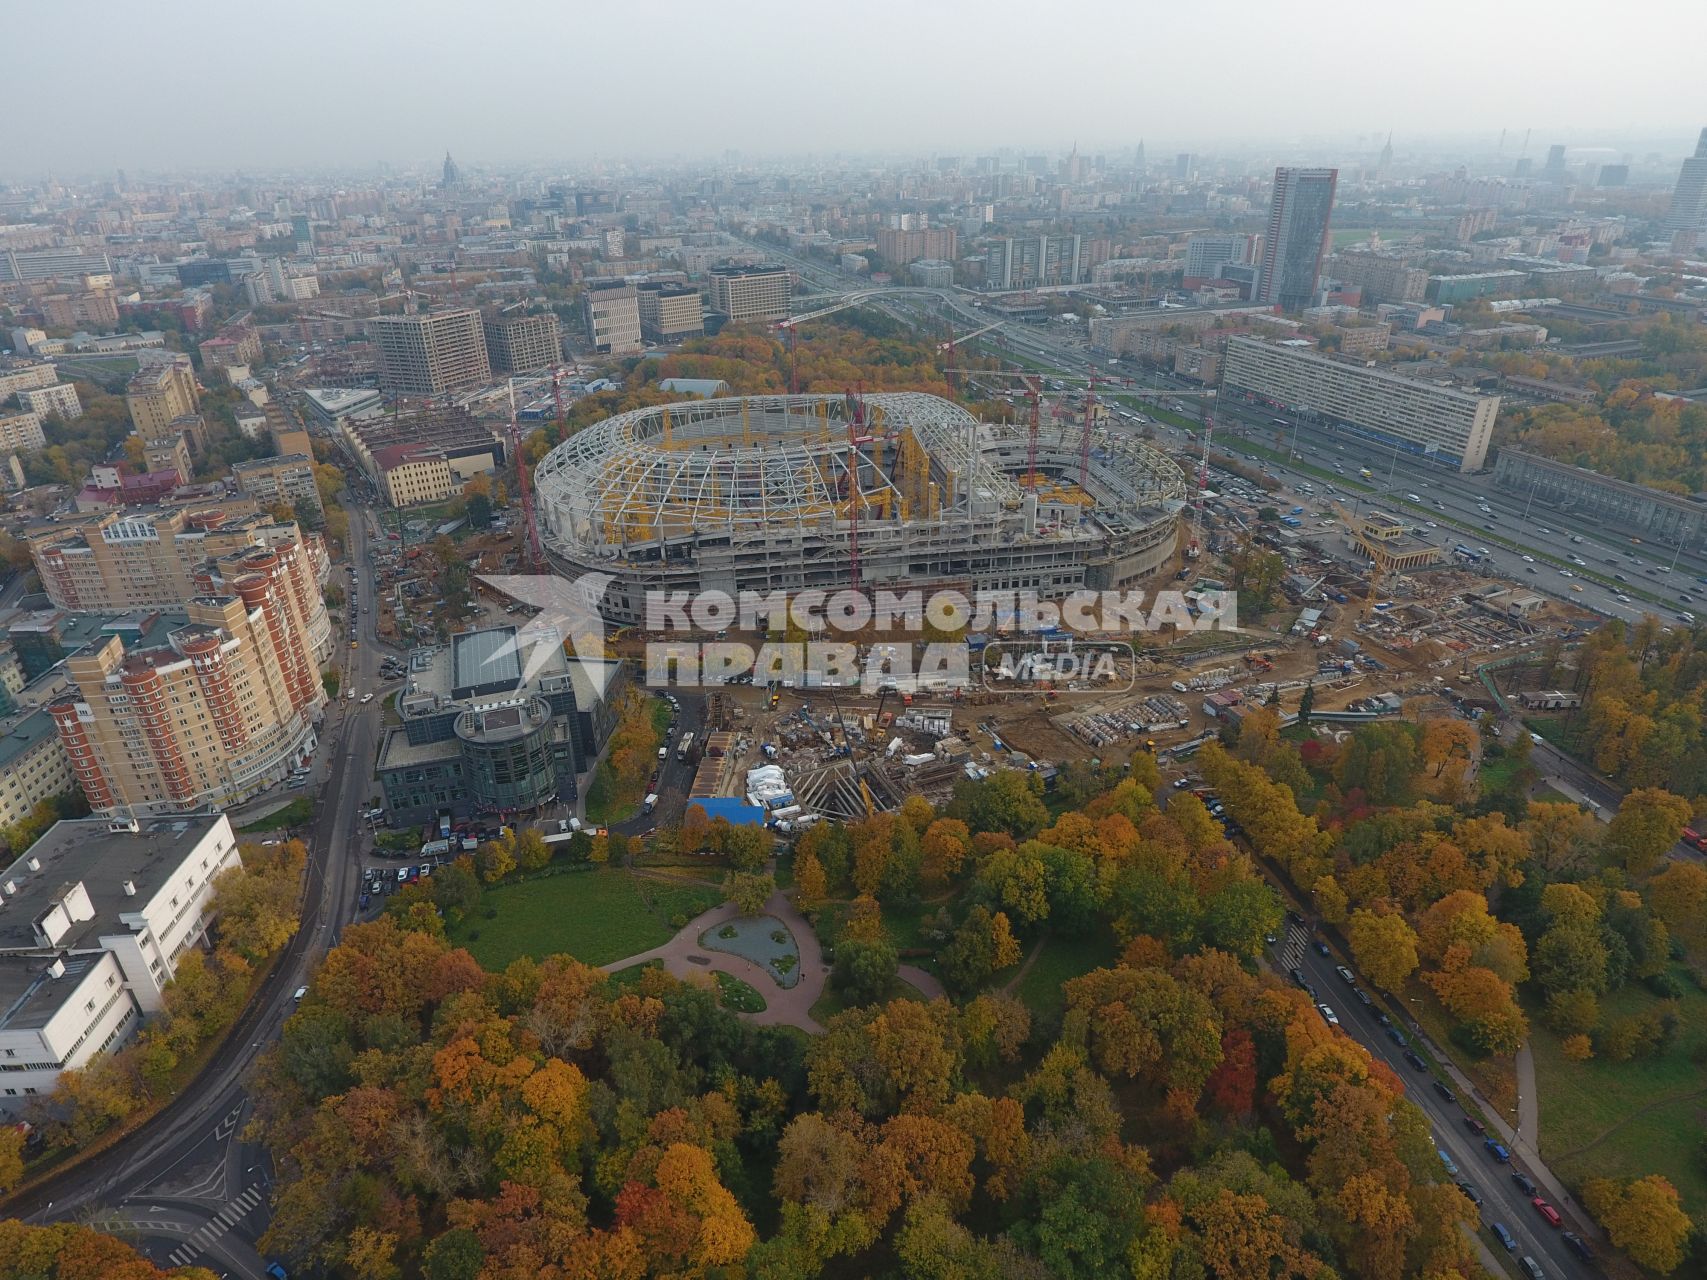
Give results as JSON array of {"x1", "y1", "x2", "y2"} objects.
[{"x1": 676, "y1": 731, "x2": 695, "y2": 763}]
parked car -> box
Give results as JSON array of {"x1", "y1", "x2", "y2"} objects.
[
  {"x1": 1532, "y1": 1197, "x2": 1562, "y2": 1228},
  {"x1": 1402, "y1": 1050, "x2": 1428, "y2": 1072},
  {"x1": 1519, "y1": 1257, "x2": 1545, "y2": 1280},
  {"x1": 1456, "y1": 1180, "x2": 1482, "y2": 1206},
  {"x1": 1463, "y1": 1116, "x2": 1486, "y2": 1136},
  {"x1": 1385, "y1": 1025, "x2": 1408, "y2": 1048},
  {"x1": 1511, "y1": 1171, "x2": 1538, "y2": 1196},
  {"x1": 1561, "y1": 1231, "x2": 1593, "y2": 1260},
  {"x1": 1353, "y1": 988, "x2": 1373, "y2": 1007},
  {"x1": 1437, "y1": 1147, "x2": 1459, "y2": 1177},
  {"x1": 1335, "y1": 965, "x2": 1355, "y2": 984},
  {"x1": 1484, "y1": 1139, "x2": 1512, "y2": 1163},
  {"x1": 1490, "y1": 1222, "x2": 1516, "y2": 1251},
  {"x1": 1432, "y1": 1080, "x2": 1457, "y2": 1105},
  {"x1": 1316, "y1": 1004, "x2": 1339, "y2": 1027}
]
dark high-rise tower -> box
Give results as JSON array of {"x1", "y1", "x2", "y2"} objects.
[
  {"x1": 1257, "y1": 168, "x2": 1337, "y2": 311},
  {"x1": 1378, "y1": 132, "x2": 1393, "y2": 174},
  {"x1": 442, "y1": 150, "x2": 462, "y2": 188},
  {"x1": 1664, "y1": 128, "x2": 1707, "y2": 236}
]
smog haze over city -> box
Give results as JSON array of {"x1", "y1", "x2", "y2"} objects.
[{"x1": 7, "y1": 0, "x2": 1707, "y2": 174}]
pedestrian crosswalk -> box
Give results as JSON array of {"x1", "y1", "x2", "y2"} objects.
[
  {"x1": 166, "y1": 1184, "x2": 265, "y2": 1267},
  {"x1": 1278, "y1": 922, "x2": 1309, "y2": 974}
]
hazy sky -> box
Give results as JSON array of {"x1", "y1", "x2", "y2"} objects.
[{"x1": 9, "y1": 0, "x2": 1706, "y2": 176}]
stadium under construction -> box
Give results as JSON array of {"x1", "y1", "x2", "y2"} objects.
[{"x1": 533, "y1": 392, "x2": 1188, "y2": 624}]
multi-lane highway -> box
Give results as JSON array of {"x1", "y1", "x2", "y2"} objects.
[
  {"x1": 1281, "y1": 920, "x2": 1598, "y2": 1280},
  {"x1": 10, "y1": 492, "x2": 387, "y2": 1278}
]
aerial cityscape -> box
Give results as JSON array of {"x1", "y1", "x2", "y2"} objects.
[{"x1": 4, "y1": 5, "x2": 1707, "y2": 1280}]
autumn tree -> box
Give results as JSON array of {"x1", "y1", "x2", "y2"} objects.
[
  {"x1": 1346, "y1": 908, "x2": 1419, "y2": 993},
  {"x1": 1582, "y1": 1174, "x2": 1693, "y2": 1273},
  {"x1": 1604, "y1": 787, "x2": 1694, "y2": 875}
]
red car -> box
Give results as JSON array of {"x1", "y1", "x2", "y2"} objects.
[{"x1": 1532, "y1": 1197, "x2": 1562, "y2": 1228}]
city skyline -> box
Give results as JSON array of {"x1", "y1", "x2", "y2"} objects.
[{"x1": 6, "y1": 0, "x2": 1707, "y2": 176}]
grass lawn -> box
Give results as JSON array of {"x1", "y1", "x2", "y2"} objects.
[
  {"x1": 449, "y1": 868, "x2": 719, "y2": 969},
  {"x1": 1010, "y1": 930, "x2": 1119, "y2": 1023},
  {"x1": 1530, "y1": 976, "x2": 1707, "y2": 1218},
  {"x1": 1402, "y1": 975, "x2": 1518, "y2": 1114},
  {"x1": 714, "y1": 971, "x2": 768, "y2": 1013},
  {"x1": 239, "y1": 796, "x2": 314, "y2": 832}
]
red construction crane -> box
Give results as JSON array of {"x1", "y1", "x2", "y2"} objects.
[{"x1": 936, "y1": 320, "x2": 1003, "y2": 391}]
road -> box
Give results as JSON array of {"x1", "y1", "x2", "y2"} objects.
[
  {"x1": 9, "y1": 492, "x2": 385, "y2": 1278},
  {"x1": 1280, "y1": 922, "x2": 1599, "y2": 1280}
]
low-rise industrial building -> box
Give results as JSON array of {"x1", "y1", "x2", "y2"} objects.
[{"x1": 1491, "y1": 449, "x2": 1707, "y2": 549}]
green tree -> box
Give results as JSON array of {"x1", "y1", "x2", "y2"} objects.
[
  {"x1": 725, "y1": 870, "x2": 775, "y2": 916},
  {"x1": 832, "y1": 935, "x2": 898, "y2": 1006},
  {"x1": 1604, "y1": 787, "x2": 1694, "y2": 875}
]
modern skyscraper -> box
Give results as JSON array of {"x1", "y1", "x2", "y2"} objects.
[
  {"x1": 1378, "y1": 132, "x2": 1393, "y2": 174},
  {"x1": 1664, "y1": 128, "x2": 1707, "y2": 236},
  {"x1": 1257, "y1": 168, "x2": 1338, "y2": 311},
  {"x1": 442, "y1": 150, "x2": 461, "y2": 188},
  {"x1": 1174, "y1": 153, "x2": 1192, "y2": 180},
  {"x1": 370, "y1": 309, "x2": 491, "y2": 394},
  {"x1": 1541, "y1": 143, "x2": 1568, "y2": 182}
]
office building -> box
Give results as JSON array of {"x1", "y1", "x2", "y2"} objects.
[
  {"x1": 16, "y1": 381, "x2": 82, "y2": 422},
  {"x1": 0, "y1": 249, "x2": 112, "y2": 285},
  {"x1": 232, "y1": 453, "x2": 324, "y2": 525},
  {"x1": 582, "y1": 283, "x2": 642, "y2": 354},
  {"x1": 986, "y1": 235, "x2": 1086, "y2": 290},
  {"x1": 1664, "y1": 127, "x2": 1707, "y2": 236},
  {"x1": 1258, "y1": 168, "x2": 1338, "y2": 311},
  {"x1": 369, "y1": 310, "x2": 491, "y2": 395},
  {"x1": 377, "y1": 625, "x2": 623, "y2": 826},
  {"x1": 124, "y1": 357, "x2": 199, "y2": 442},
  {"x1": 0, "y1": 412, "x2": 44, "y2": 454},
  {"x1": 1426, "y1": 271, "x2": 1528, "y2": 304},
  {"x1": 481, "y1": 310, "x2": 562, "y2": 374},
  {"x1": 27, "y1": 505, "x2": 328, "y2": 625},
  {"x1": 1174, "y1": 153, "x2": 1192, "y2": 180},
  {"x1": 908, "y1": 260, "x2": 955, "y2": 288},
  {"x1": 1325, "y1": 252, "x2": 1428, "y2": 304},
  {"x1": 708, "y1": 265, "x2": 792, "y2": 324},
  {"x1": 1221, "y1": 337, "x2": 1501, "y2": 471},
  {"x1": 876, "y1": 226, "x2": 959, "y2": 266},
  {"x1": 0, "y1": 815, "x2": 244, "y2": 1102},
  {"x1": 635, "y1": 283, "x2": 705, "y2": 343},
  {"x1": 51, "y1": 557, "x2": 329, "y2": 817},
  {"x1": 1183, "y1": 234, "x2": 1254, "y2": 282}
]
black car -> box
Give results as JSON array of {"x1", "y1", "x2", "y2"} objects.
[
  {"x1": 1353, "y1": 988, "x2": 1373, "y2": 1007},
  {"x1": 1432, "y1": 1080, "x2": 1457, "y2": 1105},
  {"x1": 1385, "y1": 1025, "x2": 1408, "y2": 1048},
  {"x1": 1511, "y1": 1171, "x2": 1538, "y2": 1197},
  {"x1": 1561, "y1": 1231, "x2": 1593, "y2": 1261},
  {"x1": 1375, "y1": 1011, "x2": 1393, "y2": 1028},
  {"x1": 1456, "y1": 1181, "x2": 1483, "y2": 1206},
  {"x1": 1289, "y1": 967, "x2": 1308, "y2": 988},
  {"x1": 1402, "y1": 1049, "x2": 1428, "y2": 1072},
  {"x1": 1286, "y1": 909, "x2": 1305, "y2": 927},
  {"x1": 1312, "y1": 938, "x2": 1331, "y2": 957}
]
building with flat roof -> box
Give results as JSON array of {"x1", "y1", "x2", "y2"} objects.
[
  {"x1": 986, "y1": 235, "x2": 1086, "y2": 290},
  {"x1": 481, "y1": 309, "x2": 561, "y2": 374},
  {"x1": 336, "y1": 405, "x2": 503, "y2": 506},
  {"x1": 15, "y1": 381, "x2": 81, "y2": 422},
  {"x1": 708, "y1": 265, "x2": 792, "y2": 324},
  {"x1": 0, "y1": 411, "x2": 44, "y2": 454},
  {"x1": 636, "y1": 283, "x2": 705, "y2": 343},
  {"x1": 582, "y1": 283, "x2": 642, "y2": 354},
  {"x1": 232, "y1": 453, "x2": 324, "y2": 525},
  {"x1": 0, "y1": 364, "x2": 59, "y2": 400},
  {"x1": 125, "y1": 357, "x2": 199, "y2": 442},
  {"x1": 1492, "y1": 448, "x2": 1707, "y2": 548},
  {"x1": 1183, "y1": 233, "x2": 1255, "y2": 283},
  {"x1": 1326, "y1": 252, "x2": 1428, "y2": 305},
  {"x1": 0, "y1": 707, "x2": 75, "y2": 832},
  {"x1": 1258, "y1": 168, "x2": 1338, "y2": 311},
  {"x1": 877, "y1": 226, "x2": 958, "y2": 266},
  {"x1": 369, "y1": 309, "x2": 491, "y2": 395},
  {"x1": 1222, "y1": 336, "x2": 1501, "y2": 471},
  {"x1": 298, "y1": 387, "x2": 384, "y2": 430},
  {"x1": 0, "y1": 813, "x2": 241, "y2": 1102},
  {"x1": 376, "y1": 626, "x2": 623, "y2": 826}
]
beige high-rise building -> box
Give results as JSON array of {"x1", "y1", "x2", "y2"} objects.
[
  {"x1": 50, "y1": 556, "x2": 328, "y2": 815},
  {"x1": 125, "y1": 357, "x2": 199, "y2": 441},
  {"x1": 0, "y1": 411, "x2": 45, "y2": 454},
  {"x1": 636, "y1": 283, "x2": 705, "y2": 343},
  {"x1": 232, "y1": 453, "x2": 324, "y2": 524},
  {"x1": 369, "y1": 309, "x2": 491, "y2": 395},
  {"x1": 481, "y1": 309, "x2": 561, "y2": 373},
  {"x1": 582, "y1": 283, "x2": 642, "y2": 354},
  {"x1": 27, "y1": 508, "x2": 330, "y2": 653},
  {"x1": 708, "y1": 265, "x2": 792, "y2": 323}
]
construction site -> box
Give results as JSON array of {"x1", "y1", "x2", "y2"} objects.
[{"x1": 532, "y1": 391, "x2": 1189, "y2": 625}]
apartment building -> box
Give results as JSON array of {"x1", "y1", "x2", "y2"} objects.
[
  {"x1": 1326, "y1": 252, "x2": 1428, "y2": 305},
  {"x1": 1183, "y1": 234, "x2": 1255, "y2": 282},
  {"x1": 1222, "y1": 336, "x2": 1500, "y2": 471},
  {"x1": 636, "y1": 283, "x2": 705, "y2": 343},
  {"x1": 582, "y1": 283, "x2": 642, "y2": 354},
  {"x1": 51, "y1": 569, "x2": 328, "y2": 816},
  {"x1": 986, "y1": 235, "x2": 1086, "y2": 289},
  {"x1": 16, "y1": 381, "x2": 81, "y2": 421},
  {"x1": 369, "y1": 309, "x2": 491, "y2": 395},
  {"x1": 231, "y1": 453, "x2": 324, "y2": 524},
  {"x1": 0, "y1": 364, "x2": 59, "y2": 400},
  {"x1": 708, "y1": 265, "x2": 792, "y2": 324},
  {"x1": 877, "y1": 226, "x2": 959, "y2": 266},
  {"x1": 124, "y1": 357, "x2": 199, "y2": 441},
  {"x1": 0, "y1": 709, "x2": 75, "y2": 831},
  {"x1": 27, "y1": 506, "x2": 328, "y2": 627},
  {"x1": 40, "y1": 290, "x2": 119, "y2": 331},
  {"x1": 481, "y1": 309, "x2": 562, "y2": 374},
  {"x1": 0, "y1": 411, "x2": 45, "y2": 454},
  {"x1": 144, "y1": 434, "x2": 192, "y2": 483},
  {"x1": 0, "y1": 814, "x2": 243, "y2": 1102}
]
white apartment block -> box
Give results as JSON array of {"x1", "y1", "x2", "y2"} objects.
[
  {"x1": 0, "y1": 814, "x2": 243, "y2": 1102},
  {"x1": 0, "y1": 411, "x2": 45, "y2": 454},
  {"x1": 1222, "y1": 337, "x2": 1500, "y2": 471},
  {"x1": 0, "y1": 364, "x2": 59, "y2": 400},
  {"x1": 16, "y1": 381, "x2": 82, "y2": 421},
  {"x1": 369, "y1": 310, "x2": 491, "y2": 395}
]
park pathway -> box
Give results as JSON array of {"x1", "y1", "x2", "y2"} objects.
[{"x1": 607, "y1": 886, "x2": 830, "y2": 1034}]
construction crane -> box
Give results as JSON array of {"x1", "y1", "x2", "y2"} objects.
[
  {"x1": 507, "y1": 380, "x2": 545, "y2": 573},
  {"x1": 936, "y1": 320, "x2": 1004, "y2": 391},
  {"x1": 1186, "y1": 406, "x2": 1215, "y2": 560},
  {"x1": 844, "y1": 389, "x2": 872, "y2": 588},
  {"x1": 775, "y1": 291, "x2": 883, "y2": 394}
]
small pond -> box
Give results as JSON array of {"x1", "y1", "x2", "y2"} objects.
[{"x1": 699, "y1": 914, "x2": 801, "y2": 988}]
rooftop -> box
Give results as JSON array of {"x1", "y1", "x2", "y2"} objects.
[
  {"x1": 0, "y1": 952, "x2": 105, "y2": 1032},
  {"x1": 0, "y1": 814, "x2": 227, "y2": 955}
]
